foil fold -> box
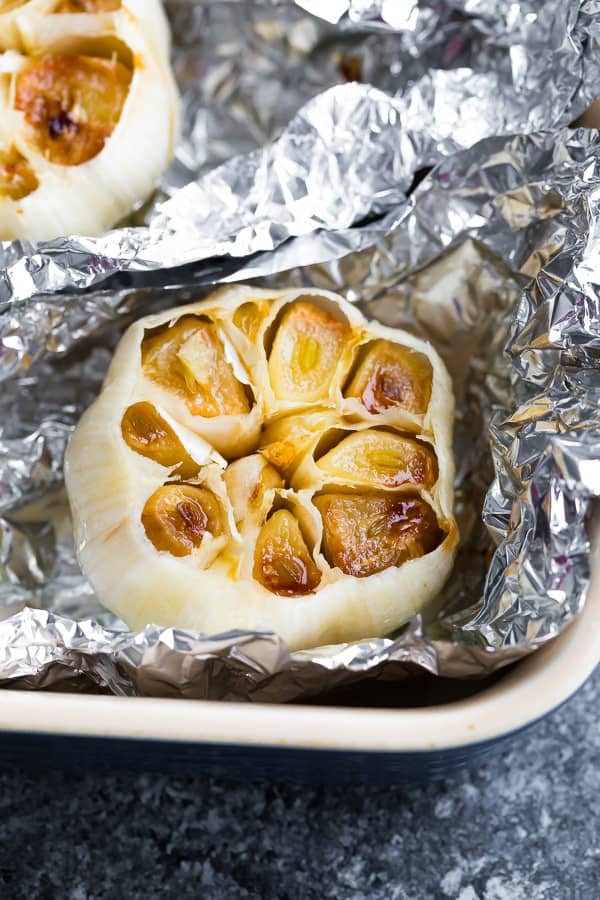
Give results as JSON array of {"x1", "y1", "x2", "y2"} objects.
[{"x1": 0, "y1": 1, "x2": 599, "y2": 700}]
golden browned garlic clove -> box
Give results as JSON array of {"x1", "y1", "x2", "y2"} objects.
[
  {"x1": 253, "y1": 509, "x2": 321, "y2": 595},
  {"x1": 232, "y1": 300, "x2": 270, "y2": 344},
  {"x1": 142, "y1": 316, "x2": 250, "y2": 418},
  {"x1": 344, "y1": 340, "x2": 433, "y2": 416},
  {"x1": 0, "y1": 145, "x2": 38, "y2": 199},
  {"x1": 314, "y1": 492, "x2": 442, "y2": 577},
  {"x1": 121, "y1": 402, "x2": 199, "y2": 478},
  {"x1": 268, "y1": 300, "x2": 351, "y2": 402},
  {"x1": 15, "y1": 54, "x2": 132, "y2": 166},
  {"x1": 142, "y1": 484, "x2": 222, "y2": 557},
  {"x1": 316, "y1": 429, "x2": 438, "y2": 489},
  {"x1": 259, "y1": 409, "x2": 341, "y2": 478},
  {"x1": 53, "y1": 0, "x2": 121, "y2": 10}
]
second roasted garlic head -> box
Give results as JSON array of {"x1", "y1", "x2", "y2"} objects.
[
  {"x1": 65, "y1": 286, "x2": 458, "y2": 650},
  {"x1": 0, "y1": 0, "x2": 178, "y2": 240}
]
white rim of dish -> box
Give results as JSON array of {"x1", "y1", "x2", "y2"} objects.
[{"x1": 0, "y1": 543, "x2": 598, "y2": 753}]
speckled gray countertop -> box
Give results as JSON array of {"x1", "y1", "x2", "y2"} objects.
[{"x1": 0, "y1": 670, "x2": 598, "y2": 900}]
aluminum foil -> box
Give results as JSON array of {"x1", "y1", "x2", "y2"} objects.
[
  {"x1": 0, "y1": 1, "x2": 600, "y2": 700},
  {"x1": 1, "y1": 0, "x2": 599, "y2": 311}
]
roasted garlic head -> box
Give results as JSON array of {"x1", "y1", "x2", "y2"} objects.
[
  {"x1": 0, "y1": 0, "x2": 178, "y2": 239},
  {"x1": 65, "y1": 286, "x2": 458, "y2": 650}
]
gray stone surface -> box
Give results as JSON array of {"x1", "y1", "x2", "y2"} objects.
[{"x1": 0, "y1": 670, "x2": 598, "y2": 900}]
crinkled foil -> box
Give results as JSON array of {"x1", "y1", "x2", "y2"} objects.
[
  {"x1": 1, "y1": 2, "x2": 600, "y2": 700},
  {"x1": 2, "y1": 0, "x2": 599, "y2": 309}
]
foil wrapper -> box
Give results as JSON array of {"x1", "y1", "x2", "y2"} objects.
[
  {"x1": 2, "y1": 0, "x2": 599, "y2": 309},
  {"x1": 0, "y1": 1, "x2": 600, "y2": 700}
]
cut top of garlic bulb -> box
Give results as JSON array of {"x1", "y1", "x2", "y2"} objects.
[
  {"x1": 0, "y1": 0, "x2": 178, "y2": 240},
  {"x1": 65, "y1": 286, "x2": 459, "y2": 651}
]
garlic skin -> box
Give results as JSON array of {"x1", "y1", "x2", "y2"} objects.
[
  {"x1": 0, "y1": 0, "x2": 178, "y2": 240},
  {"x1": 0, "y1": 0, "x2": 48, "y2": 50},
  {"x1": 12, "y1": 1, "x2": 172, "y2": 61},
  {"x1": 0, "y1": 1, "x2": 170, "y2": 54},
  {"x1": 65, "y1": 286, "x2": 459, "y2": 651}
]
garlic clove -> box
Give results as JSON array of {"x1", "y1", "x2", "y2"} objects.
[
  {"x1": 142, "y1": 484, "x2": 223, "y2": 558},
  {"x1": 142, "y1": 316, "x2": 251, "y2": 419},
  {"x1": 121, "y1": 401, "x2": 200, "y2": 479},
  {"x1": 316, "y1": 429, "x2": 438, "y2": 490},
  {"x1": 54, "y1": 1, "x2": 121, "y2": 11},
  {"x1": 344, "y1": 339, "x2": 433, "y2": 417},
  {"x1": 14, "y1": 52, "x2": 132, "y2": 166},
  {"x1": 314, "y1": 492, "x2": 443, "y2": 578},
  {"x1": 259, "y1": 409, "x2": 341, "y2": 478},
  {"x1": 253, "y1": 509, "x2": 321, "y2": 596},
  {"x1": 268, "y1": 299, "x2": 352, "y2": 403},
  {"x1": 0, "y1": 143, "x2": 38, "y2": 198}
]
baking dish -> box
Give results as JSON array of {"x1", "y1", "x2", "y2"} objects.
[
  {"x1": 0, "y1": 8, "x2": 598, "y2": 786},
  {"x1": 0, "y1": 530, "x2": 597, "y2": 784}
]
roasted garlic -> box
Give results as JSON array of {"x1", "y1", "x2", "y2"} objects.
[
  {"x1": 0, "y1": 0, "x2": 178, "y2": 239},
  {"x1": 66, "y1": 286, "x2": 458, "y2": 649}
]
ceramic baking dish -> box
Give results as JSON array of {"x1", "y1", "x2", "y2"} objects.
[{"x1": 0, "y1": 526, "x2": 597, "y2": 784}]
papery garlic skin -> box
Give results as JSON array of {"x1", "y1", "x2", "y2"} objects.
[
  {"x1": 0, "y1": 0, "x2": 178, "y2": 240},
  {"x1": 66, "y1": 286, "x2": 459, "y2": 650}
]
